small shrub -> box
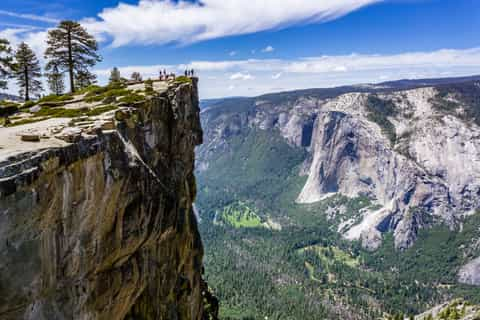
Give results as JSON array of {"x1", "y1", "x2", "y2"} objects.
[
  {"x1": 36, "y1": 107, "x2": 87, "y2": 118},
  {"x1": 103, "y1": 88, "x2": 131, "y2": 98},
  {"x1": 86, "y1": 105, "x2": 118, "y2": 116},
  {"x1": 84, "y1": 86, "x2": 131, "y2": 103},
  {"x1": 37, "y1": 94, "x2": 74, "y2": 104},
  {"x1": 144, "y1": 79, "x2": 154, "y2": 94},
  {"x1": 119, "y1": 93, "x2": 144, "y2": 105},
  {"x1": 175, "y1": 76, "x2": 192, "y2": 84},
  {"x1": 84, "y1": 95, "x2": 105, "y2": 103},
  {"x1": 0, "y1": 100, "x2": 20, "y2": 117},
  {"x1": 21, "y1": 101, "x2": 36, "y2": 109},
  {"x1": 76, "y1": 85, "x2": 102, "y2": 95}
]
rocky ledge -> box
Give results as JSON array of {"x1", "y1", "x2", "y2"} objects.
[{"x1": 0, "y1": 78, "x2": 217, "y2": 319}]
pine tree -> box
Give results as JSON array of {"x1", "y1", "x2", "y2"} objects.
[
  {"x1": 13, "y1": 43, "x2": 42, "y2": 101},
  {"x1": 45, "y1": 20, "x2": 101, "y2": 93},
  {"x1": 75, "y1": 69, "x2": 97, "y2": 90},
  {"x1": 131, "y1": 71, "x2": 142, "y2": 82},
  {"x1": 0, "y1": 38, "x2": 13, "y2": 90},
  {"x1": 109, "y1": 67, "x2": 121, "y2": 84},
  {"x1": 46, "y1": 64, "x2": 65, "y2": 95}
]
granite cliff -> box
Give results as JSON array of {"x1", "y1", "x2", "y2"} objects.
[
  {"x1": 0, "y1": 79, "x2": 217, "y2": 319},
  {"x1": 197, "y1": 78, "x2": 480, "y2": 289}
]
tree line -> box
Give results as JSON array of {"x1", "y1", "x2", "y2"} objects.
[{"x1": 0, "y1": 20, "x2": 100, "y2": 101}]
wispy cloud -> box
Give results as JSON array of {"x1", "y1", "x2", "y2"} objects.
[
  {"x1": 272, "y1": 72, "x2": 282, "y2": 79},
  {"x1": 0, "y1": 28, "x2": 48, "y2": 62},
  {"x1": 0, "y1": 22, "x2": 43, "y2": 29},
  {"x1": 92, "y1": 47, "x2": 480, "y2": 98},
  {"x1": 83, "y1": 0, "x2": 381, "y2": 47},
  {"x1": 0, "y1": 10, "x2": 59, "y2": 24},
  {"x1": 262, "y1": 45, "x2": 275, "y2": 53},
  {"x1": 230, "y1": 72, "x2": 254, "y2": 80}
]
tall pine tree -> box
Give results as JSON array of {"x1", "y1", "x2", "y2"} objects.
[
  {"x1": 131, "y1": 72, "x2": 142, "y2": 82},
  {"x1": 0, "y1": 38, "x2": 13, "y2": 90},
  {"x1": 109, "y1": 67, "x2": 121, "y2": 84},
  {"x1": 75, "y1": 69, "x2": 97, "y2": 90},
  {"x1": 13, "y1": 43, "x2": 42, "y2": 101},
  {"x1": 45, "y1": 20, "x2": 101, "y2": 93},
  {"x1": 46, "y1": 64, "x2": 65, "y2": 95}
]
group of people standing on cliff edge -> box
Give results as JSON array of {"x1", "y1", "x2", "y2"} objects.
[
  {"x1": 160, "y1": 69, "x2": 176, "y2": 80},
  {"x1": 184, "y1": 69, "x2": 195, "y2": 77},
  {"x1": 159, "y1": 69, "x2": 195, "y2": 81}
]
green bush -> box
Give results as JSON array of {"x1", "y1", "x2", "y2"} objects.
[
  {"x1": 0, "y1": 100, "x2": 20, "y2": 116},
  {"x1": 144, "y1": 79, "x2": 154, "y2": 94},
  {"x1": 118, "y1": 93, "x2": 144, "y2": 105},
  {"x1": 38, "y1": 94, "x2": 74, "y2": 104},
  {"x1": 103, "y1": 88, "x2": 131, "y2": 98},
  {"x1": 76, "y1": 85, "x2": 102, "y2": 95},
  {"x1": 36, "y1": 107, "x2": 87, "y2": 118},
  {"x1": 84, "y1": 95, "x2": 105, "y2": 103},
  {"x1": 20, "y1": 101, "x2": 36, "y2": 109},
  {"x1": 175, "y1": 75, "x2": 192, "y2": 84},
  {"x1": 84, "y1": 85, "x2": 132, "y2": 103},
  {"x1": 86, "y1": 105, "x2": 118, "y2": 116},
  {"x1": 0, "y1": 100, "x2": 20, "y2": 108}
]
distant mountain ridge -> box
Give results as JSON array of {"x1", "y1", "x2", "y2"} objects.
[
  {"x1": 0, "y1": 93, "x2": 21, "y2": 102},
  {"x1": 201, "y1": 75, "x2": 480, "y2": 110},
  {"x1": 199, "y1": 74, "x2": 480, "y2": 250},
  {"x1": 196, "y1": 74, "x2": 480, "y2": 319}
]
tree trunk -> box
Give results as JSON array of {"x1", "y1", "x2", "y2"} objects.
[
  {"x1": 24, "y1": 66, "x2": 29, "y2": 101},
  {"x1": 67, "y1": 28, "x2": 75, "y2": 93}
]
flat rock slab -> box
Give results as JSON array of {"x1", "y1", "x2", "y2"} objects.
[
  {"x1": 0, "y1": 118, "x2": 71, "y2": 162},
  {"x1": 20, "y1": 134, "x2": 41, "y2": 142}
]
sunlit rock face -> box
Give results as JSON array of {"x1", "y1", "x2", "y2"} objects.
[
  {"x1": 458, "y1": 257, "x2": 480, "y2": 286},
  {"x1": 296, "y1": 88, "x2": 480, "y2": 250},
  {"x1": 0, "y1": 80, "x2": 213, "y2": 320},
  {"x1": 198, "y1": 81, "x2": 480, "y2": 251}
]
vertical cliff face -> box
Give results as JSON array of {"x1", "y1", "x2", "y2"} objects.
[
  {"x1": 0, "y1": 80, "x2": 215, "y2": 319},
  {"x1": 198, "y1": 81, "x2": 480, "y2": 252}
]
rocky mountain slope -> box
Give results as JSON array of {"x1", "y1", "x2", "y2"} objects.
[
  {"x1": 199, "y1": 79, "x2": 480, "y2": 251},
  {"x1": 412, "y1": 300, "x2": 480, "y2": 320},
  {"x1": 0, "y1": 79, "x2": 216, "y2": 319},
  {"x1": 196, "y1": 77, "x2": 480, "y2": 318}
]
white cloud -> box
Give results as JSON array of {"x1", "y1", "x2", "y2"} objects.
[
  {"x1": 283, "y1": 49, "x2": 480, "y2": 73},
  {"x1": 0, "y1": 10, "x2": 59, "y2": 24},
  {"x1": 83, "y1": 0, "x2": 381, "y2": 47},
  {"x1": 272, "y1": 72, "x2": 282, "y2": 79},
  {"x1": 262, "y1": 45, "x2": 275, "y2": 53},
  {"x1": 0, "y1": 28, "x2": 48, "y2": 62},
  {"x1": 229, "y1": 51, "x2": 237, "y2": 57},
  {"x1": 2, "y1": 41, "x2": 480, "y2": 100},
  {"x1": 333, "y1": 65, "x2": 348, "y2": 72},
  {"x1": 230, "y1": 72, "x2": 254, "y2": 80},
  {"x1": 88, "y1": 47, "x2": 480, "y2": 99}
]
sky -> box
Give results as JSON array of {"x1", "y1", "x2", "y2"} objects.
[{"x1": 0, "y1": 0, "x2": 479, "y2": 99}]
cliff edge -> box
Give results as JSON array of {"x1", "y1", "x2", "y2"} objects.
[{"x1": 0, "y1": 78, "x2": 216, "y2": 319}]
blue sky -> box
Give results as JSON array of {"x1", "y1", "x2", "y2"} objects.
[{"x1": 0, "y1": 0, "x2": 479, "y2": 98}]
